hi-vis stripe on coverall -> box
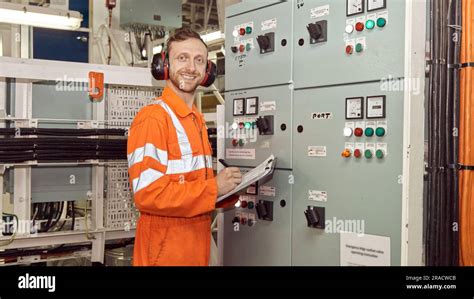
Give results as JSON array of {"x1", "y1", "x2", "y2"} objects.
[{"x1": 127, "y1": 87, "x2": 217, "y2": 266}]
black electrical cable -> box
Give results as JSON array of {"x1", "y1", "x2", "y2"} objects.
[
  {"x1": 444, "y1": 0, "x2": 455, "y2": 266},
  {"x1": 129, "y1": 31, "x2": 134, "y2": 67},
  {"x1": 438, "y1": 0, "x2": 447, "y2": 266},
  {"x1": 426, "y1": 0, "x2": 435, "y2": 266},
  {"x1": 47, "y1": 202, "x2": 65, "y2": 232},
  {"x1": 42, "y1": 203, "x2": 54, "y2": 233},
  {"x1": 452, "y1": 0, "x2": 462, "y2": 267},
  {"x1": 71, "y1": 202, "x2": 76, "y2": 231}
]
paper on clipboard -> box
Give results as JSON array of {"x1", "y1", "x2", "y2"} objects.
[{"x1": 217, "y1": 155, "x2": 277, "y2": 203}]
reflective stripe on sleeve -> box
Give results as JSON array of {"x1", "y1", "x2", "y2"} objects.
[
  {"x1": 132, "y1": 168, "x2": 165, "y2": 193},
  {"x1": 127, "y1": 143, "x2": 168, "y2": 168}
]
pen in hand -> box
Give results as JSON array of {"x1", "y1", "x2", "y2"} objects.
[{"x1": 218, "y1": 159, "x2": 230, "y2": 168}]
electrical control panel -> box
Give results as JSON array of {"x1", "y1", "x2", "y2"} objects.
[
  {"x1": 225, "y1": 85, "x2": 293, "y2": 169},
  {"x1": 224, "y1": 169, "x2": 292, "y2": 266},
  {"x1": 292, "y1": 82, "x2": 403, "y2": 265},
  {"x1": 293, "y1": 0, "x2": 405, "y2": 89},
  {"x1": 225, "y1": 1, "x2": 293, "y2": 90},
  {"x1": 223, "y1": 0, "x2": 424, "y2": 266}
]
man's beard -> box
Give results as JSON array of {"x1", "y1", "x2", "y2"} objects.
[{"x1": 170, "y1": 70, "x2": 201, "y2": 93}]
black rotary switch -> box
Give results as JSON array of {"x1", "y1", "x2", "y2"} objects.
[
  {"x1": 257, "y1": 35, "x2": 270, "y2": 51},
  {"x1": 307, "y1": 23, "x2": 322, "y2": 41}
]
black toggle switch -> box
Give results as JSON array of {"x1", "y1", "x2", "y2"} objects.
[
  {"x1": 232, "y1": 216, "x2": 240, "y2": 224},
  {"x1": 256, "y1": 115, "x2": 274, "y2": 136},
  {"x1": 256, "y1": 200, "x2": 273, "y2": 221},
  {"x1": 304, "y1": 206, "x2": 325, "y2": 229},
  {"x1": 306, "y1": 20, "x2": 328, "y2": 44},
  {"x1": 231, "y1": 46, "x2": 238, "y2": 53},
  {"x1": 256, "y1": 32, "x2": 275, "y2": 54}
]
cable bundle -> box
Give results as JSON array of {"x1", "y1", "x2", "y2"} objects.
[
  {"x1": 0, "y1": 128, "x2": 127, "y2": 137},
  {"x1": 0, "y1": 137, "x2": 127, "y2": 163},
  {"x1": 426, "y1": 0, "x2": 462, "y2": 266}
]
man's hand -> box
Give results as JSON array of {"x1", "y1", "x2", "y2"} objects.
[{"x1": 216, "y1": 167, "x2": 242, "y2": 196}]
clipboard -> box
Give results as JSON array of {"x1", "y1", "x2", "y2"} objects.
[{"x1": 217, "y1": 155, "x2": 277, "y2": 203}]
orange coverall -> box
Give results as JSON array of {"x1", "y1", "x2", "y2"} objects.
[{"x1": 127, "y1": 87, "x2": 219, "y2": 266}]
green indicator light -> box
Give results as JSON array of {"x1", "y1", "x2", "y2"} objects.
[
  {"x1": 376, "y1": 127, "x2": 386, "y2": 137},
  {"x1": 246, "y1": 26, "x2": 252, "y2": 34},
  {"x1": 377, "y1": 18, "x2": 387, "y2": 28},
  {"x1": 376, "y1": 150, "x2": 384, "y2": 159},
  {"x1": 365, "y1": 127, "x2": 374, "y2": 137},
  {"x1": 366, "y1": 20, "x2": 375, "y2": 30},
  {"x1": 245, "y1": 122, "x2": 252, "y2": 129},
  {"x1": 365, "y1": 150, "x2": 373, "y2": 159},
  {"x1": 248, "y1": 202, "x2": 254, "y2": 209},
  {"x1": 239, "y1": 139, "x2": 245, "y2": 147},
  {"x1": 356, "y1": 43, "x2": 364, "y2": 53}
]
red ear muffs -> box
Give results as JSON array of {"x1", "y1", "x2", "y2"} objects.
[
  {"x1": 151, "y1": 52, "x2": 217, "y2": 87},
  {"x1": 151, "y1": 52, "x2": 169, "y2": 81},
  {"x1": 200, "y1": 60, "x2": 217, "y2": 87}
]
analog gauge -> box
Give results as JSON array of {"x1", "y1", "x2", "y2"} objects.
[
  {"x1": 347, "y1": 0, "x2": 364, "y2": 16},
  {"x1": 367, "y1": 0, "x2": 386, "y2": 12},
  {"x1": 233, "y1": 98, "x2": 245, "y2": 116},
  {"x1": 346, "y1": 97, "x2": 364, "y2": 119}
]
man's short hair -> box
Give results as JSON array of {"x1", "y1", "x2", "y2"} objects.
[{"x1": 166, "y1": 28, "x2": 208, "y2": 54}]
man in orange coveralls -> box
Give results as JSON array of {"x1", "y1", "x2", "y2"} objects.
[{"x1": 127, "y1": 28, "x2": 242, "y2": 266}]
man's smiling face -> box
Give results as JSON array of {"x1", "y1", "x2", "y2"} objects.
[{"x1": 168, "y1": 38, "x2": 208, "y2": 93}]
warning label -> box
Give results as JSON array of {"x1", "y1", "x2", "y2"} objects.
[{"x1": 226, "y1": 149, "x2": 256, "y2": 160}]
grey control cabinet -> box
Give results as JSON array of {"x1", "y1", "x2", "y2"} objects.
[
  {"x1": 223, "y1": 0, "x2": 424, "y2": 266},
  {"x1": 225, "y1": 0, "x2": 294, "y2": 91}
]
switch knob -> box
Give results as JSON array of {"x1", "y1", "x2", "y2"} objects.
[
  {"x1": 231, "y1": 46, "x2": 238, "y2": 53},
  {"x1": 240, "y1": 217, "x2": 247, "y2": 225},
  {"x1": 248, "y1": 202, "x2": 254, "y2": 209},
  {"x1": 232, "y1": 139, "x2": 239, "y2": 147},
  {"x1": 239, "y1": 44, "x2": 245, "y2": 53},
  {"x1": 256, "y1": 35, "x2": 271, "y2": 51},
  {"x1": 256, "y1": 117, "x2": 270, "y2": 133},
  {"x1": 248, "y1": 219, "x2": 255, "y2": 227},
  {"x1": 232, "y1": 216, "x2": 240, "y2": 224},
  {"x1": 307, "y1": 23, "x2": 322, "y2": 41}
]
